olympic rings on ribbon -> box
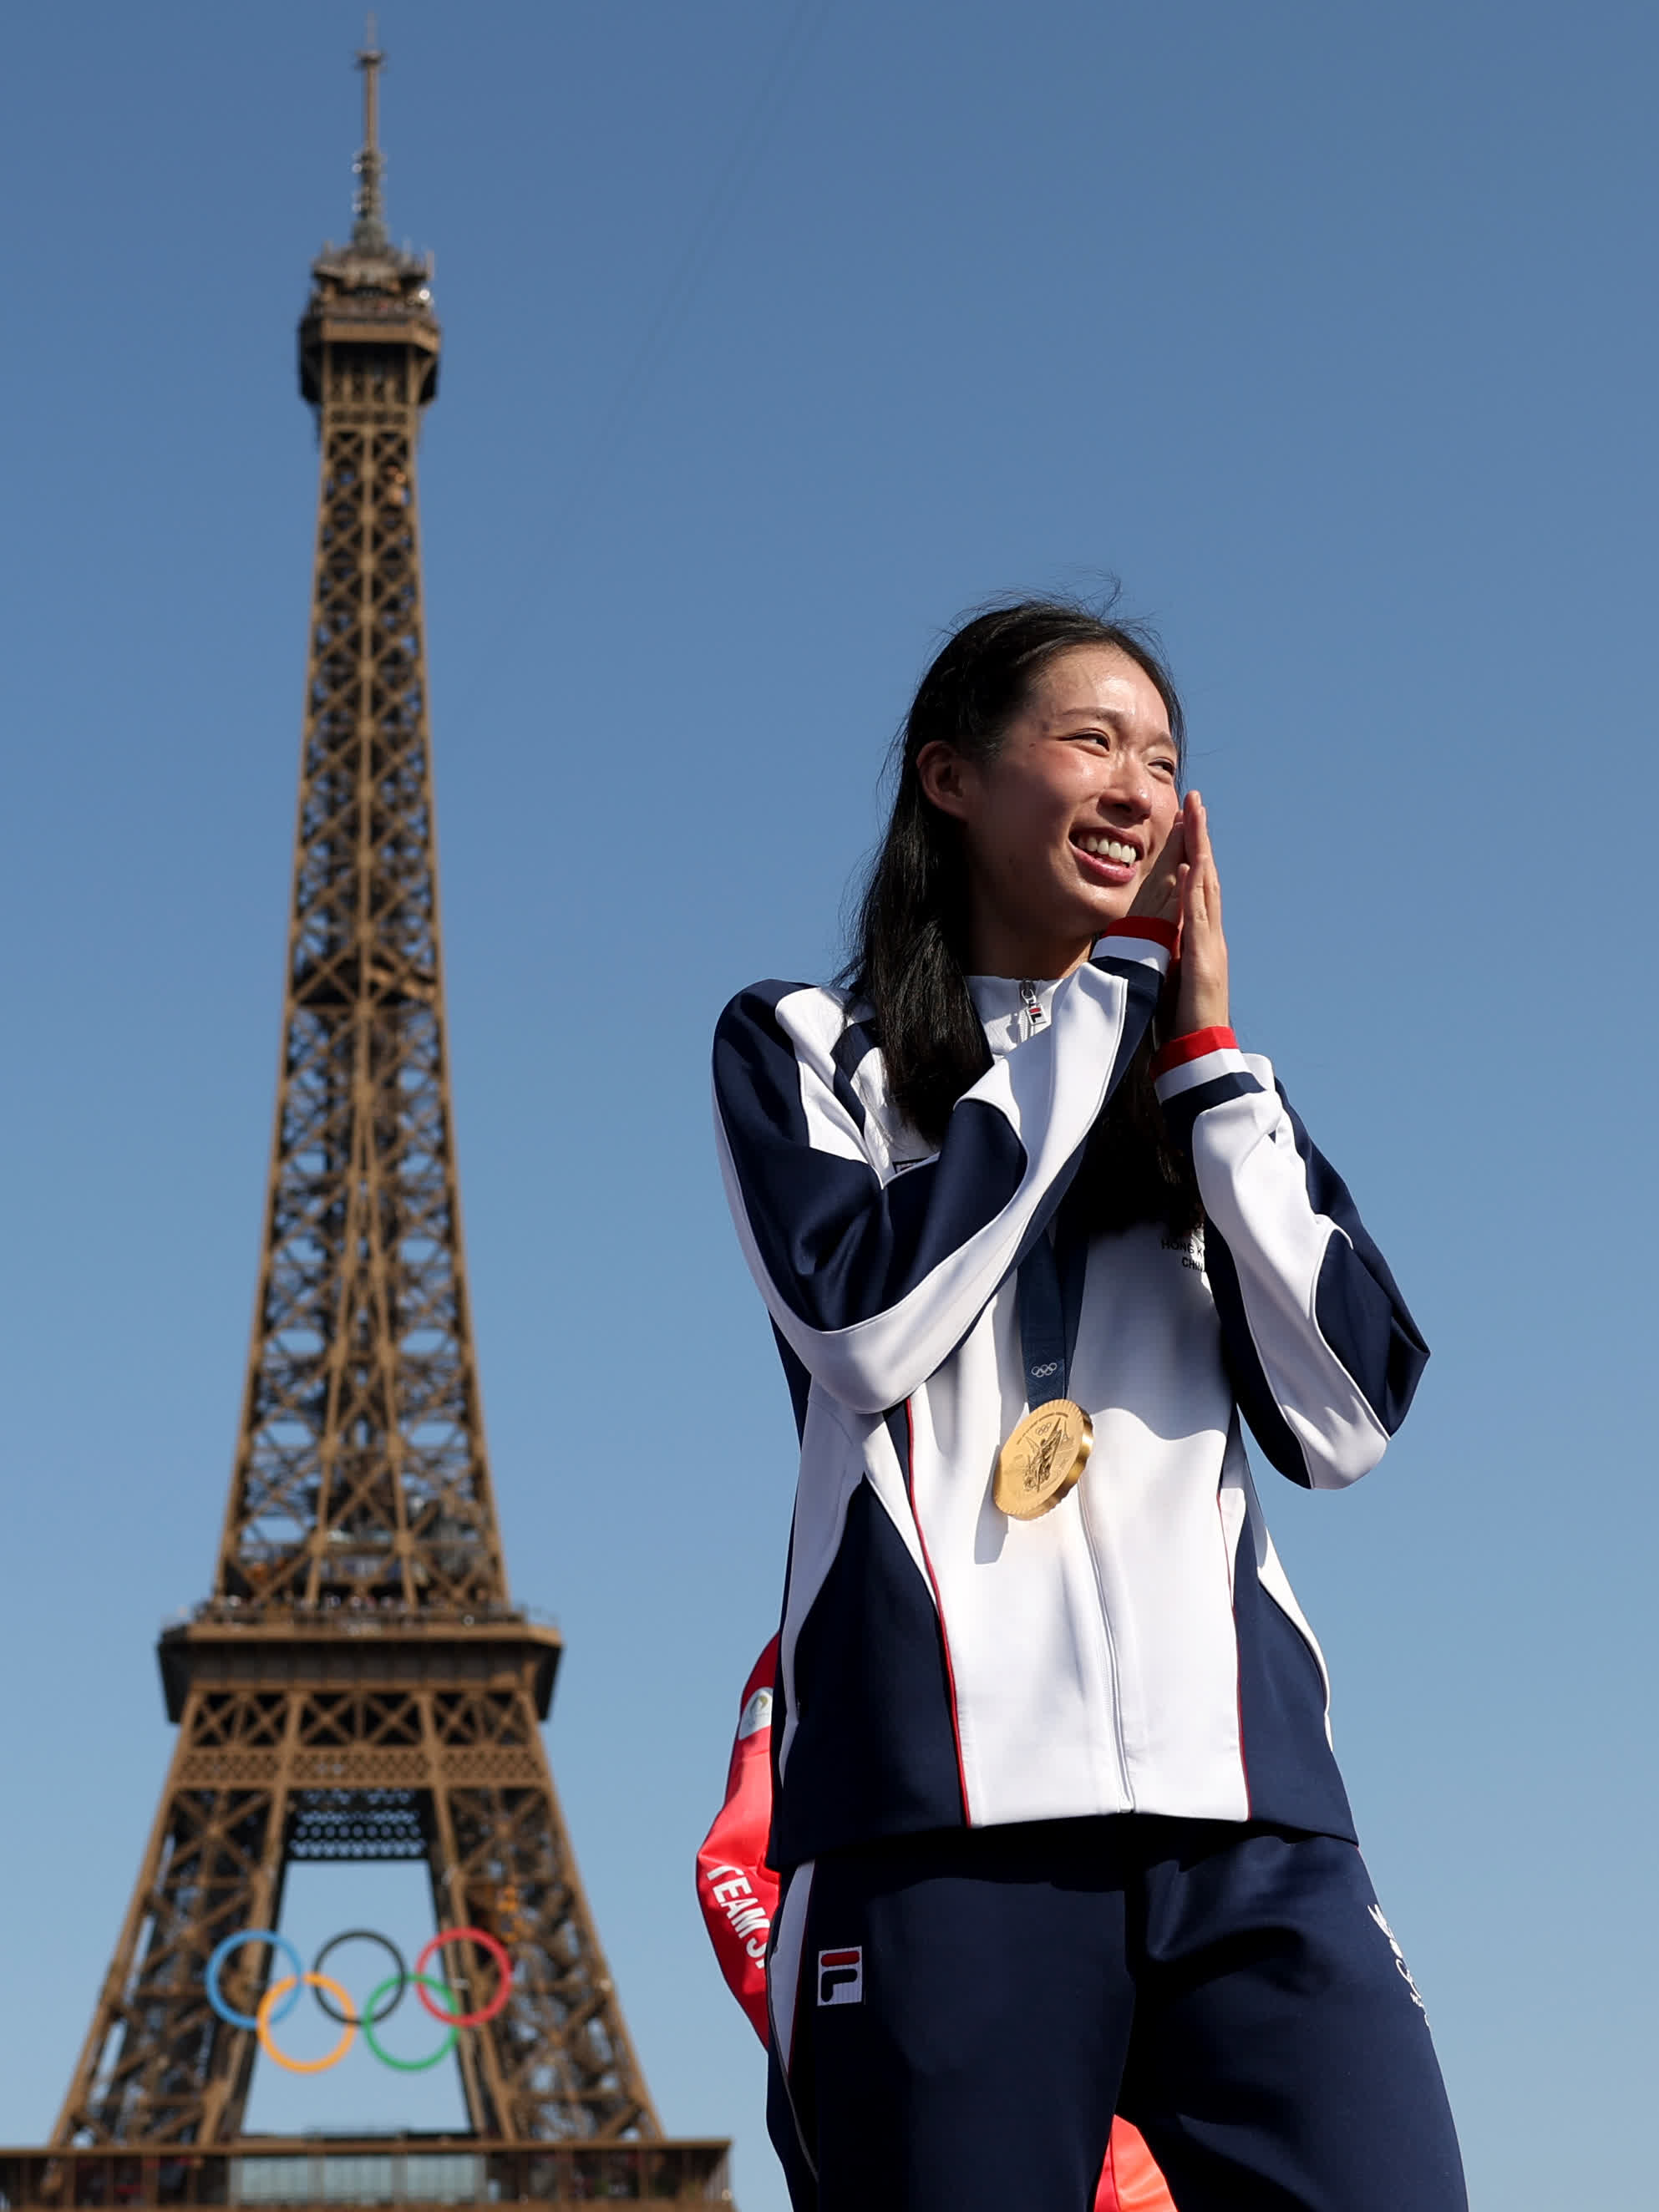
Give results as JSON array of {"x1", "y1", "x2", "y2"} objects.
[
  {"x1": 204, "y1": 1925, "x2": 513, "y2": 2067},
  {"x1": 413, "y1": 1928, "x2": 513, "y2": 2027},
  {"x1": 206, "y1": 1930, "x2": 305, "y2": 2032}
]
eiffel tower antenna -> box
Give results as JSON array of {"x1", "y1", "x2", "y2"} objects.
[
  {"x1": 5, "y1": 43, "x2": 733, "y2": 2209},
  {"x1": 353, "y1": 18, "x2": 389, "y2": 249}
]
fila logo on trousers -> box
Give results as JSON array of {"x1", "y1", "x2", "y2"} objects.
[{"x1": 818, "y1": 1948, "x2": 863, "y2": 2006}]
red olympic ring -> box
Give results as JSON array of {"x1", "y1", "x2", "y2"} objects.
[{"x1": 413, "y1": 1927, "x2": 513, "y2": 2027}]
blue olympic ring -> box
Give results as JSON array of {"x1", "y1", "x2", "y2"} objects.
[{"x1": 206, "y1": 1930, "x2": 305, "y2": 2031}]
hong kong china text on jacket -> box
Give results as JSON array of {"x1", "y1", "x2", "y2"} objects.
[{"x1": 712, "y1": 917, "x2": 1428, "y2": 1870}]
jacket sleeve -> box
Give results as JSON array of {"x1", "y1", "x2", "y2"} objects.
[
  {"x1": 713, "y1": 924, "x2": 1171, "y2": 1414},
  {"x1": 1153, "y1": 1027, "x2": 1428, "y2": 1489}
]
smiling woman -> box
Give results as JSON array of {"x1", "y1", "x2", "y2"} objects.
[{"x1": 709, "y1": 597, "x2": 1466, "y2": 2212}]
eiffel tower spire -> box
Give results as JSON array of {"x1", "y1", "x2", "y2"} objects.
[
  {"x1": 352, "y1": 18, "x2": 390, "y2": 250},
  {"x1": 14, "y1": 49, "x2": 733, "y2": 2201}
]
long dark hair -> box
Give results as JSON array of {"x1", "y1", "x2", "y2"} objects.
[{"x1": 845, "y1": 596, "x2": 1202, "y2": 1241}]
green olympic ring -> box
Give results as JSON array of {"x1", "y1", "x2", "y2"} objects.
[{"x1": 361, "y1": 1973, "x2": 459, "y2": 2072}]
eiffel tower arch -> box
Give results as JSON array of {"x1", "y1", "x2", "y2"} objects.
[{"x1": 2, "y1": 37, "x2": 732, "y2": 2212}]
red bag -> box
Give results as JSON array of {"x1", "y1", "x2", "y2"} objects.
[
  {"x1": 1097, "y1": 2120, "x2": 1170, "y2": 2212},
  {"x1": 696, "y1": 1641, "x2": 1174, "y2": 2212},
  {"x1": 695, "y1": 1638, "x2": 781, "y2": 2043}
]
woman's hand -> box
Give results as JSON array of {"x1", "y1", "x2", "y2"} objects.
[
  {"x1": 1172, "y1": 791, "x2": 1229, "y2": 1036},
  {"x1": 1128, "y1": 811, "x2": 1186, "y2": 925}
]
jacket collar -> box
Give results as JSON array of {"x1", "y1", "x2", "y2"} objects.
[{"x1": 967, "y1": 973, "x2": 1061, "y2": 1058}]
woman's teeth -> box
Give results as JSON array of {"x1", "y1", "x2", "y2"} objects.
[{"x1": 1078, "y1": 835, "x2": 1138, "y2": 865}]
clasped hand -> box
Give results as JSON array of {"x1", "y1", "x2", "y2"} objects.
[{"x1": 1128, "y1": 790, "x2": 1230, "y2": 1039}]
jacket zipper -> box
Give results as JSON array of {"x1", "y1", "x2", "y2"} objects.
[
  {"x1": 1078, "y1": 1479, "x2": 1134, "y2": 1808},
  {"x1": 1022, "y1": 972, "x2": 1125, "y2": 1799}
]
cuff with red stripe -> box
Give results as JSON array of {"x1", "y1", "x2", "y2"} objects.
[
  {"x1": 1092, "y1": 916, "x2": 1176, "y2": 975},
  {"x1": 1151, "y1": 1027, "x2": 1264, "y2": 1147},
  {"x1": 1150, "y1": 1025, "x2": 1237, "y2": 1082}
]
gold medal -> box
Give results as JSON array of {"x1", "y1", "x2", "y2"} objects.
[{"x1": 992, "y1": 1398, "x2": 1093, "y2": 1519}]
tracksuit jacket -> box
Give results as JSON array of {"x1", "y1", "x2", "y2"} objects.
[{"x1": 713, "y1": 917, "x2": 1428, "y2": 1872}]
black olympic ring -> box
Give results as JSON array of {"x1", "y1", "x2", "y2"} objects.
[{"x1": 308, "y1": 1930, "x2": 408, "y2": 2026}]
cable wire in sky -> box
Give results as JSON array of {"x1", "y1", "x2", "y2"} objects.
[{"x1": 552, "y1": 0, "x2": 833, "y2": 534}]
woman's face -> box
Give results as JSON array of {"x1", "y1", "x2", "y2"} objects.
[{"x1": 917, "y1": 643, "x2": 1182, "y2": 979}]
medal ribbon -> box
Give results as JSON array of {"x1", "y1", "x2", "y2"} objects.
[{"x1": 1017, "y1": 1224, "x2": 1088, "y2": 1410}]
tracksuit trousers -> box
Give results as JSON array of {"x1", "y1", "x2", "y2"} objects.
[{"x1": 766, "y1": 1815, "x2": 1467, "y2": 2212}]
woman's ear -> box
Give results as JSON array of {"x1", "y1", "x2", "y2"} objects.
[{"x1": 915, "y1": 740, "x2": 974, "y2": 822}]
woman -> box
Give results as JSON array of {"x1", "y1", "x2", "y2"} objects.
[{"x1": 711, "y1": 601, "x2": 1465, "y2": 2211}]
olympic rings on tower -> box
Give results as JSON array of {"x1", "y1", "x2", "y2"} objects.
[
  {"x1": 205, "y1": 1931, "x2": 305, "y2": 2032},
  {"x1": 311, "y1": 1930, "x2": 408, "y2": 2025},
  {"x1": 204, "y1": 1925, "x2": 512, "y2": 2071},
  {"x1": 414, "y1": 1929, "x2": 513, "y2": 2027},
  {"x1": 256, "y1": 1974, "x2": 358, "y2": 2076},
  {"x1": 363, "y1": 1976, "x2": 460, "y2": 2073}
]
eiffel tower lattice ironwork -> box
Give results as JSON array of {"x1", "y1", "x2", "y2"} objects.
[{"x1": 13, "y1": 41, "x2": 733, "y2": 2209}]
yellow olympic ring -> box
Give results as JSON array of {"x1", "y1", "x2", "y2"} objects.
[{"x1": 256, "y1": 1971, "x2": 357, "y2": 2073}]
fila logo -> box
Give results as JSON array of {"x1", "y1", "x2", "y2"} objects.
[{"x1": 817, "y1": 1947, "x2": 863, "y2": 2006}]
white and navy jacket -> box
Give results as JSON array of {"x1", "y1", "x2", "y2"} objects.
[{"x1": 713, "y1": 919, "x2": 1428, "y2": 1869}]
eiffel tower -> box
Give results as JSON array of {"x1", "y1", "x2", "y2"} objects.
[{"x1": 3, "y1": 36, "x2": 732, "y2": 2212}]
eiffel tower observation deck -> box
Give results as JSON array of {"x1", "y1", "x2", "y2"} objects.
[{"x1": 1, "y1": 32, "x2": 733, "y2": 2212}]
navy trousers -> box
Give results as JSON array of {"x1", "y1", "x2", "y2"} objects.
[{"x1": 766, "y1": 1817, "x2": 1466, "y2": 2212}]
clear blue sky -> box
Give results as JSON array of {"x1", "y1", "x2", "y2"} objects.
[{"x1": 1, "y1": 3, "x2": 1654, "y2": 2205}]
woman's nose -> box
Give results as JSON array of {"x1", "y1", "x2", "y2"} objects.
[{"x1": 1101, "y1": 758, "x2": 1151, "y2": 814}]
